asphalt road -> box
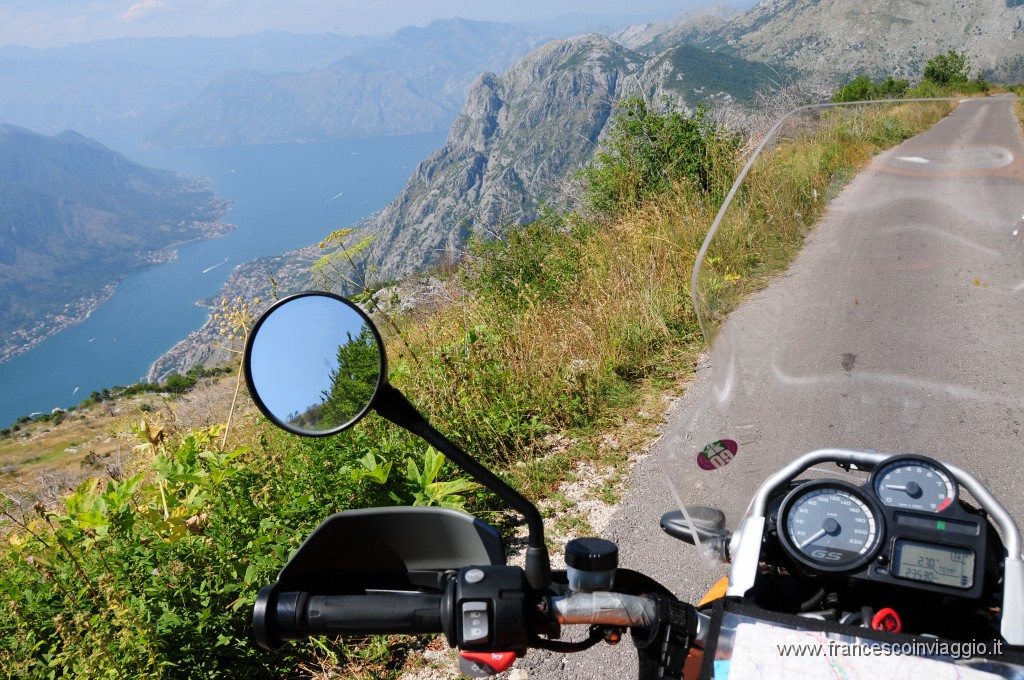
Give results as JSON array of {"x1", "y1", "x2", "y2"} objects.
[{"x1": 517, "y1": 96, "x2": 1024, "y2": 678}]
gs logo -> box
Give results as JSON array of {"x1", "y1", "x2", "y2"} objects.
[{"x1": 810, "y1": 549, "x2": 844, "y2": 561}]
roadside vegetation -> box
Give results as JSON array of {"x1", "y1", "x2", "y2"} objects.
[
  {"x1": 0, "y1": 75, "x2": 961, "y2": 676},
  {"x1": 833, "y1": 50, "x2": 990, "y2": 102}
]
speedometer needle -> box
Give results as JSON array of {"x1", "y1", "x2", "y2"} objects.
[
  {"x1": 797, "y1": 517, "x2": 840, "y2": 549},
  {"x1": 798, "y1": 529, "x2": 828, "y2": 549}
]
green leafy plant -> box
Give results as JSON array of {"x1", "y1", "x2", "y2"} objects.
[
  {"x1": 396, "y1": 448, "x2": 479, "y2": 510},
  {"x1": 350, "y1": 450, "x2": 393, "y2": 486}
]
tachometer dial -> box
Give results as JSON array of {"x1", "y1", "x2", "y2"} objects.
[
  {"x1": 778, "y1": 480, "x2": 882, "y2": 573},
  {"x1": 871, "y1": 456, "x2": 957, "y2": 513}
]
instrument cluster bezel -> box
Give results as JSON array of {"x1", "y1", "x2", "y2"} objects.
[{"x1": 772, "y1": 455, "x2": 988, "y2": 599}]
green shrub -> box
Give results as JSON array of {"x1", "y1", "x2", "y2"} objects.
[
  {"x1": 833, "y1": 74, "x2": 909, "y2": 102},
  {"x1": 877, "y1": 76, "x2": 910, "y2": 98},
  {"x1": 581, "y1": 97, "x2": 735, "y2": 216},
  {"x1": 467, "y1": 210, "x2": 590, "y2": 312},
  {"x1": 924, "y1": 50, "x2": 971, "y2": 85},
  {"x1": 833, "y1": 75, "x2": 875, "y2": 102},
  {"x1": 164, "y1": 373, "x2": 197, "y2": 394}
]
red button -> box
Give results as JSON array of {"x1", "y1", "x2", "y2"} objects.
[
  {"x1": 458, "y1": 651, "x2": 517, "y2": 674},
  {"x1": 871, "y1": 607, "x2": 902, "y2": 633}
]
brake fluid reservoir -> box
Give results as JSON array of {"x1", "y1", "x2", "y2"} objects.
[{"x1": 565, "y1": 537, "x2": 618, "y2": 592}]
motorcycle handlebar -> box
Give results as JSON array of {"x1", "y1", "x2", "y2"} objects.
[
  {"x1": 552, "y1": 592, "x2": 658, "y2": 627},
  {"x1": 253, "y1": 572, "x2": 703, "y2": 667},
  {"x1": 253, "y1": 587, "x2": 445, "y2": 650}
]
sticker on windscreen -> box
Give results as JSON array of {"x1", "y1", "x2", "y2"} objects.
[{"x1": 697, "y1": 439, "x2": 738, "y2": 471}]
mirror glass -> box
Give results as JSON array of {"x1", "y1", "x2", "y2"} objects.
[{"x1": 244, "y1": 293, "x2": 386, "y2": 435}]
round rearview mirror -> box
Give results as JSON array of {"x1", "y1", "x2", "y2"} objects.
[{"x1": 243, "y1": 292, "x2": 387, "y2": 436}]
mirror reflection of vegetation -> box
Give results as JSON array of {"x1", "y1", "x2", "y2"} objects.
[
  {"x1": 287, "y1": 325, "x2": 381, "y2": 430},
  {"x1": 244, "y1": 292, "x2": 386, "y2": 435}
]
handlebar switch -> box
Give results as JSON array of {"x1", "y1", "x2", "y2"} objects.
[
  {"x1": 452, "y1": 565, "x2": 528, "y2": 655},
  {"x1": 458, "y1": 651, "x2": 518, "y2": 677},
  {"x1": 461, "y1": 601, "x2": 490, "y2": 643}
]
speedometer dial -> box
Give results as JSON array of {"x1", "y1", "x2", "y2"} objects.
[
  {"x1": 778, "y1": 480, "x2": 882, "y2": 573},
  {"x1": 871, "y1": 456, "x2": 957, "y2": 513}
]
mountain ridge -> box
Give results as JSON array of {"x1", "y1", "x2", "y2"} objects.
[
  {"x1": 146, "y1": 19, "x2": 548, "y2": 148},
  {"x1": 649, "y1": 0, "x2": 1024, "y2": 83}
]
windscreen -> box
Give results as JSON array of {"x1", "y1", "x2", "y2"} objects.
[{"x1": 662, "y1": 98, "x2": 1024, "y2": 565}]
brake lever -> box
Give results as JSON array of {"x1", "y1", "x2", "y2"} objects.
[{"x1": 529, "y1": 625, "x2": 607, "y2": 652}]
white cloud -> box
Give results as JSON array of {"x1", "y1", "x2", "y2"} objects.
[{"x1": 121, "y1": 0, "x2": 166, "y2": 23}]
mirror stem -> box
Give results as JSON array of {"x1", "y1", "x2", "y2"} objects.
[{"x1": 374, "y1": 384, "x2": 552, "y2": 590}]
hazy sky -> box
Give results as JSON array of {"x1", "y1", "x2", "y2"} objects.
[{"x1": 0, "y1": 0, "x2": 726, "y2": 49}]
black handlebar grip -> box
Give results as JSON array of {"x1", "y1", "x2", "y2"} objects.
[
  {"x1": 305, "y1": 593, "x2": 444, "y2": 635},
  {"x1": 253, "y1": 587, "x2": 445, "y2": 650}
]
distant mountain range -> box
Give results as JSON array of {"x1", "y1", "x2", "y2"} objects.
[
  {"x1": 0, "y1": 20, "x2": 555, "y2": 151},
  {"x1": 0, "y1": 125, "x2": 228, "y2": 362},
  {"x1": 149, "y1": 19, "x2": 545, "y2": 147},
  {"x1": 0, "y1": 32, "x2": 369, "y2": 151}
]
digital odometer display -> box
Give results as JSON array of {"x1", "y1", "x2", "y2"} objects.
[{"x1": 892, "y1": 539, "x2": 974, "y2": 589}]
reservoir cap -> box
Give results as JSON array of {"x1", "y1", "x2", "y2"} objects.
[{"x1": 565, "y1": 537, "x2": 618, "y2": 572}]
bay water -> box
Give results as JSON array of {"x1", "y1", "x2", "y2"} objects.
[{"x1": 0, "y1": 131, "x2": 445, "y2": 427}]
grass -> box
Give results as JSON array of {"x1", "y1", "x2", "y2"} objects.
[{"x1": 0, "y1": 400, "x2": 145, "y2": 489}]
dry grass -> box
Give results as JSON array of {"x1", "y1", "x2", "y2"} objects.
[
  {"x1": 0, "y1": 396, "x2": 151, "y2": 504},
  {"x1": 0, "y1": 372, "x2": 258, "y2": 509}
]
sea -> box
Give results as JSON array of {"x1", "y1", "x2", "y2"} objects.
[{"x1": 0, "y1": 131, "x2": 446, "y2": 428}]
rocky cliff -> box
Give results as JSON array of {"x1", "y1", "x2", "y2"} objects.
[
  {"x1": 359, "y1": 33, "x2": 779, "y2": 282},
  {"x1": 664, "y1": 0, "x2": 1024, "y2": 84}
]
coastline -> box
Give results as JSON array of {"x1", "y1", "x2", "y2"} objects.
[
  {"x1": 0, "y1": 214, "x2": 235, "y2": 368},
  {"x1": 0, "y1": 283, "x2": 120, "y2": 365},
  {"x1": 146, "y1": 244, "x2": 321, "y2": 382}
]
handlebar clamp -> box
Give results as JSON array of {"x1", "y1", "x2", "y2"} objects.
[{"x1": 632, "y1": 596, "x2": 697, "y2": 680}]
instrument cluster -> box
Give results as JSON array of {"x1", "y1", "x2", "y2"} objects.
[{"x1": 772, "y1": 455, "x2": 988, "y2": 598}]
